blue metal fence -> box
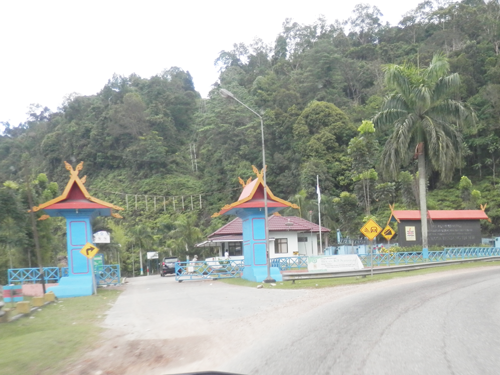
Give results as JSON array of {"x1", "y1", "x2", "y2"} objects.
[
  {"x1": 359, "y1": 252, "x2": 425, "y2": 267},
  {"x1": 95, "y1": 265, "x2": 120, "y2": 286},
  {"x1": 8, "y1": 267, "x2": 62, "y2": 284},
  {"x1": 175, "y1": 259, "x2": 244, "y2": 282},
  {"x1": 272, "y1": 248, "x2": 500, "y2": 270},
  {"x1": 271, "y1": 257, "x2": 308, "y2": 271},
  {"x1": 444, "y1": 247, "x2": 500, "y2": 258},
  {"x1": 7, "y1": 265, "x2": 120, "y2": 286},
  {"x1": 7, "y1": 248, "x2": 499, "y2": 285}
]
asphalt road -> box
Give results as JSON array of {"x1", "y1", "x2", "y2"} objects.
[
  {"x1": 221, "y1": 267, "x2": 500, "y2": 375},
  {"x1": 104, "y1": 273, "x2": 307, "y2": 341}
]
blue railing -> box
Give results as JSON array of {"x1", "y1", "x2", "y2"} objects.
[
  {"x1": 95, "y1": 265, "x2": 120, "y2": 286},
  {"x1": 271, "y1": 257, "x2": 308, "y2": 271},
  {"x1": 8, "y1": 265, "x2": 120, "y2": 286},
  {"x1": 175, "y1": 259, "x2": 244, "y2": 282},
  {"x1": 444, "y1": 247, "x2": 500, "y2": 258},
  {"x1": 8, "y1": 267, "x2": 62, "y2": 284},
  {"x1": 359, "y1": 252, "x2": 425, "y2": 267},
  {"x1": 272, "y1": 248, "x2": 500, "y2": 270}
]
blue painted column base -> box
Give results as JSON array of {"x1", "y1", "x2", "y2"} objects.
[
  {"x1": 47, "y1": 275, "x2": 93, "y2": 298},
  {"x1": 422, "y1": 247, "x2": 429, "y2": 259},
  {"x1": 242, "y1": 266, "x2": 283, "y2": 283}
]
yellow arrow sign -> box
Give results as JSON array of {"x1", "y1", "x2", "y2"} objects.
[
  {"x1": 360, "y1": 219, "x2": 382, "y2": 241},
  {"x1": 381, "y1": 226, "x2": 395, "y2": 241},
  {"x1": 80, "y1": 243, "x2": 99, "y2": 259}
]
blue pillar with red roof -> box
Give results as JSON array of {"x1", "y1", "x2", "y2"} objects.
[
  {"x1": 32, "y1": 162, "x2": 124, "y2": 298},
  {"x1": 213, "y1": 167, "x2": 299, "y2": 282}
]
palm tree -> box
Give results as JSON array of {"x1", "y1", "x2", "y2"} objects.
[
  {"x1": 373, "y1": 53, "x2": 474, "y2": 252},
  {"x1": 129, "y1": 225, "x2": 153, "y2": 275},
  {"x1": 168, "y1": 214, "x2": 203, "y2": 260},
  {"x1": 108, "y1": 221, "x2": 130, "y2": 270}
]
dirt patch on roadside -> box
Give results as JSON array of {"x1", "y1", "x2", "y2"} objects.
[{"x1": 63, "y1": 334, "x2": 212, "y2": 375}]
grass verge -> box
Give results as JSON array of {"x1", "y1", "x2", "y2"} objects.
[
  {"x1": 221, "y1": 260, "x2": 500, "y2": 289},
  {"x1": 0, "y1": 288, "x2": 122, "y2": 375}
]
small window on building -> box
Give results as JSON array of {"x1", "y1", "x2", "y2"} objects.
[
  {"x1": 274, "y1": 238, "x2": 288, "y2": 254},
  {"x1": 227, "y1": 242, "x2": 242, "y2": 256},
  {"x1": 298, "y1": 237, "x2": 308, "y2": 242}
]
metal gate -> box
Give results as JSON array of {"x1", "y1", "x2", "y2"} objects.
[{"x1": 175, "y1": 259, "x2": 244, "y2": 282}]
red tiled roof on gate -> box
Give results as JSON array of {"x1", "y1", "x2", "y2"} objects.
[
  {"x1": 32, "y1": 161, "x2": 123, "y2": 217},
  {"x1": 208, "y1": 216, "x2": 330, "y2": 238},
  {"x1": 391, "y1": 210, "x2": 489, "y2": 222},
  {"x1": 212, "y1": 165, "x2": 299, "y2": 217}
]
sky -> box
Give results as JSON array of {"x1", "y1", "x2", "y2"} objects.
[{"x1": 0, "y1": 0, "x2": 425, "y2": 129}]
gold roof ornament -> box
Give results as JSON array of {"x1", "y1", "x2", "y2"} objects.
[
  {"x1": 212, "y1": 165, "x2": 299, "y2": 217},
  {"x1": 32, "y1": 161, "x2": 124, "y2": 218}
]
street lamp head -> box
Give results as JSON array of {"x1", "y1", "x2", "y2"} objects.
[{"x1": 220, "y1": 88, "x2": 234, "y2": 99}]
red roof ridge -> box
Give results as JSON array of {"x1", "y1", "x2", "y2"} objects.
[
  {"x1": 32, "y1": 161, "x2": 123, "y2": 216},
  {"x1": 212, "y1": 166, "x2": 299, "y2": 217}
]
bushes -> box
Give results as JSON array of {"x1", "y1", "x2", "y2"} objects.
[{"x1": 388, "y1": 245, "x2": 445, "y2": 253}]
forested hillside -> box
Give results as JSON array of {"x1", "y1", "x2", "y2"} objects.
[{"x1": 2, "y1": 0, "x2": 500, "y2": 277}]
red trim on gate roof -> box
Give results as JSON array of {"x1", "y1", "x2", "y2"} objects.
[
  {"x1": 212, "y1": 166, "x2": 299, "y2": 217},
  {"x1": 235, "y1": 201, "x2": 288, "y2": 208},
  {"x1": 45, "y1": 201, "x2": 110, "y2": 210},
  {"x1": 32, "y1": 161, "x2": 123, "y2": 214}
]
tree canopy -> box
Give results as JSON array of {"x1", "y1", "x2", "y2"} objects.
[{"x1": 3, "y1": 0, "x2": 500, "y2": 275}]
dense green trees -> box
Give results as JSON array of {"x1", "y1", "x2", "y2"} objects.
[{"x1": 4, "y1": 0, "x2": 500, "y2": 272}]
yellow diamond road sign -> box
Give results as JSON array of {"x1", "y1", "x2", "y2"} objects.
[
  {"x1": 381, "y1": 226, "x2": 395, "y2": 241},
  {"x1": 80, "y1": 243, "x2": 99, "y2": 259},
  {"x1": 360, "y1": 219, "x2": 382, "y2": 241}
]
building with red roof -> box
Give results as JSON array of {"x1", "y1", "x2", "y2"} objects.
[
  {"x1": 389, "y1": 209, "x2": 489, "y2": 247},
  {"x1": 198, "y1": 214, "x2": 330, "y2": 258}
]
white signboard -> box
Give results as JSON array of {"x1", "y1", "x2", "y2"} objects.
[
  {"x1": 405, "y1": 226, "x2": 416, "y2": 241},
  {"x1": 93, "y1": 231, "x2": 110, "y2": 243},
  {"x1": 147, "y1": 251, "x2": 159, "y2": 260},
  {"x1": 307, "y1": 255, "x2": 364, "y2": 273}
]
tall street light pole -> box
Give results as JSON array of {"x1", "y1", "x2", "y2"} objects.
[{"x1": 220, "y1": 89, "x2": 275, "y2": 283}]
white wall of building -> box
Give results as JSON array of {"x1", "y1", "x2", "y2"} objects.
[
  {"x1": 270, "y1": 231, "x2": 297, "y2": 258},
  {"x1": 204, "y1": 231, "x2": 324, "y2": 260},
  {"x1": 298, "y1": 232, "x2": 319, "y2": 256},
  {"x1": 270, "y1": 231, "x2": 319, "y2": 258}
]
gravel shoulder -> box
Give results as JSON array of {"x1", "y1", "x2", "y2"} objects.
[{"x1": 62, "y1": 266, "x2": 500, "y2": 375}]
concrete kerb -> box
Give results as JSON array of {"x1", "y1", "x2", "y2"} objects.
[
  {"x1": 8, "y1": 300, "x2": 57, "y2": 323},
  {"x1": 2, "y1": 292, "x2": 58, "y2": 323}
]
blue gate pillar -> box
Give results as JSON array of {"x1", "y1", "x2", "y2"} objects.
[
  {"x1": 240, "y1": 209, "x2": 282, "y2": 282},
  {"x1": 212, "y1": 166, "x2": 299, "y2": 283},
  {"x1": 47, "y1": 213, "x2": 95, "y2": 298},
  {"x1": 32, "y1": 161, "x2": 124, "y2": 298}
]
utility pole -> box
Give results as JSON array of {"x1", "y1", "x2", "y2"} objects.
[
  {"x1": 189, "y1": 144, "x2": 195, "y2": 172},
  {"x1": 193, "y1": 143, "x2": 198, "y2": 172}
]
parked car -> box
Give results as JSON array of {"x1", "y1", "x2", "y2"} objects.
[{"x1": 161, "y1": 257, "x2": 179, "y2": 276}]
